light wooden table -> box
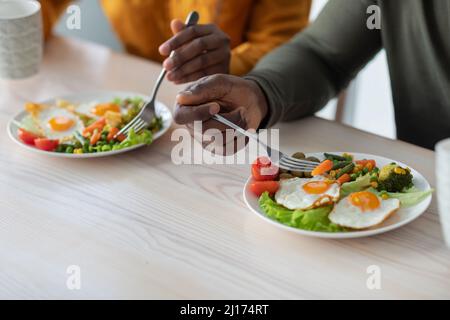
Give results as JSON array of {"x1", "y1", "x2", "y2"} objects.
[{"x1": 0, "y1": 37, "x2": 449, "y2": 300}]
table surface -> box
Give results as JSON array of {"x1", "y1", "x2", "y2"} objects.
[{"x1": 0, "y1": 37, "x2": 449, "y2": 300}]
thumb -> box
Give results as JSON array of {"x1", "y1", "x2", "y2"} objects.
[{"x1": 171, "y1": 19, "x2": 185, "y2": 35}]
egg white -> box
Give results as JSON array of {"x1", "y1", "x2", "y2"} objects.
[
  {"x1": 329, "y1": 193, "x2": 400, "y2": 229},
  {"x1": 37, "y1": 108, "x2": 84, "y2": 140},
  {"x1": 75, "y1": 101, "x2": 100, "y2": 118},
  {"x1": 275, "y1": 176, "x2": 341, "y2": 210}
]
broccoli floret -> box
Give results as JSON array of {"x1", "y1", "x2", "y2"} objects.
[{"x1": 377, "y1": 164, "x2": 413, "y2": 192}]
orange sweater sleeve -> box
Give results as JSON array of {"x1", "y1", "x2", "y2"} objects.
[
  {"x1": 39, "y1": 0, "x2": 72, "y2": 40},
  {"x1": 230, "y1": 0, "x2": 312, "y2": 76}
]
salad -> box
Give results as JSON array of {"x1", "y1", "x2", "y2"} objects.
[
  {"x1": 249, "y1": 153, "x2": 433, "y2": 233},
  {"x1": 16, "y1": 97, "x2": 163, "y2": 154}
]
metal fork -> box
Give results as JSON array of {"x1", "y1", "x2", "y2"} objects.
[
  {"x1": 212, "y1": 114, "x2": 318, "y2": 172},
  {"x1": 116, "y1": 11, "x2": 200, "y2": 138}
]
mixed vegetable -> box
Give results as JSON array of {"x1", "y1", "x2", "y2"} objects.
[
  {"x1": 249, "y1": 152, "x2": 432, "y2": 233},
  {"x1": 17, "y1": 97, "x2": 163, "y2": 154}
]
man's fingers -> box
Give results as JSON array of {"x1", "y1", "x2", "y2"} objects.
[
  {"x1": 160, "y1": 20, "x2": 185, "y2": 56},
  {"x1": 168, "y1": 49, "x2": 227, "y2": 82},
  {"x1": 176, "y1": 74, "x2": 232, "y2": 103},
  {"x1": 174, "y1": 102, "x2": 220, "y2": 125},
  {"x1": 163, "y1": 34, "x2": 225, "y2": 71},
  {"x1": 171, "y1": 19, "x2": 185, "y2": 34},
  {"x1": 159, "y1": 24, "x2": 215, "y2": 57}
]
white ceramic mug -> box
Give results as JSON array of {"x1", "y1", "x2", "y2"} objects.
[
  {"x1": 436, "y1": 138, "x2": 450, "y2": 247},
  {"x1": 0, "y1": 0, "x2": 43, "y2": 79}
]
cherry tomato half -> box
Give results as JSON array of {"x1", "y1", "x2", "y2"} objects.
[{"x1": 250, "y1": 181, "x2": 280, "y2": 197}]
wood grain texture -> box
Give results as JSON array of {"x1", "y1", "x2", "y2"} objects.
[{"x1": 0, "y1": 37, "x2": 449, "y2": 299}]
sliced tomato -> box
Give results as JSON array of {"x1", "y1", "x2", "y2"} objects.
[
  {"x1": 18, "y1": 128, "x2": 41, "y2": 145},
  {"x1": 255, "y1": 156, "x2": 272, "y2": 168},
  {"x1": 250, "y1": 181, "x2": 280, "y2": 197},
  {"x1": 251, "y1": 157, "x2": 279, "y2": 181},
  {"x1": 34, "y1": 138, "x2": 59, "y2": 152}
]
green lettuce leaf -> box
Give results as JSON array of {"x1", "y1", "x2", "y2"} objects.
[
  {"x1": 341, "y1": 174, "x2": 372, "y2": 197},
  {"x1": 259, "y1": 192, "x2": 345, "y2": 232},
  {"x1": 368, "y1": 187, "x2": 433, "y2": 208},
  {"x1": 112, "y1": 128, "x2": 153, "y2": 151}
]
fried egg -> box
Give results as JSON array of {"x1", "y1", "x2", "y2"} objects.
[
  {"x1": 275, "y1": 176, "x2": 341, "y2": 210},
  {"x1": 37, "y1": 108, "x2": 84, "y2": 140},
  {"x1": 329, "y1": 191, "x2": 400, "y2": 229}
]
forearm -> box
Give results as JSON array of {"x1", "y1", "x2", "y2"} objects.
[
  {"x1": 245, "y1": 37, "x2": 338, "y2": 127},
  {"x1": 246, "y1": 0, "x2": 381, "y2": 127}
]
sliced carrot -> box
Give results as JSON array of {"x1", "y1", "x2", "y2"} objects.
[
  {"x1": 83, "y1": 118, "x2": 106, "y2": 137},
  {"x1": 90, "y1": 129, "x2": 102, "y2": 145},
  {"x1": 356, "y1": 159, "x2": 376, "y2": 167},
  {"x1": 311, "y1": 159, "x2": 334, "y2": 176},
  {"x1": 107, "y1": 127, "x2": 119, "y2": 142},
  {"x1": 337, "y1": 173, "x2": 351, "y2": 185}
]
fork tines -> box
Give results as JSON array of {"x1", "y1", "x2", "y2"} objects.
[
  {"x1": 118, "y1": 117, "x2": 148, "y2": 137},
  {"x1": 279, "y1": 156, "x2": 318, "y2": 172}
]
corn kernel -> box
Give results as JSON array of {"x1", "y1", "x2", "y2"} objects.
[
  {"x1": 394, "y1": 167, "x2": 404, "y2": 174},
  {"x1": 74, "y1": 149, "x2": 83, "y2": 154},
  {"x1": 56, "y1": 99, "x2": 71, "y2": 108},
  {"x1": 381, "y1": 194, "x2": 389, "y2": 200}
]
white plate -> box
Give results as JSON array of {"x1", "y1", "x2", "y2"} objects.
[
  {"x1": 7, "y1": 91, "x2": 173, "y2": 158},
  {"x1": 243, "y1": 152, "x2": 433, "y2": 239}
]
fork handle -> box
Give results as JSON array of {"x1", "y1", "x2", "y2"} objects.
[
  {"x1": 212, "y1": 114, "x2": 259, "y2": 142},
  {"x1": 148, "y1": 11, "x2": 200, "y2": 104}
]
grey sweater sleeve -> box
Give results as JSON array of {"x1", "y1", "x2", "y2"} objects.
[{"x1": 245, "y1": 0, "x2": 382, "y2": 127}]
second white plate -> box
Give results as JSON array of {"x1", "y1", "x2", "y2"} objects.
[
  {"x1": 7, "y1": 91, "x2": 173, "y2": 158},
  {"x1": 243, "y1": 152, "x2": 432, "y2": 239}
]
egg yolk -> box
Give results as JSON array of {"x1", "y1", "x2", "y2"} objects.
[
  {"x1": 91, "y1": 103, "x2": 120, "y2": 116},
  {"x1": 48, "y1": 116, "x2": 75, "y2": 132},
  {"x1": 349, "y1": 191, "x2": 380, "y2": 212},
  {"x1": 303, "y1": 181, "x2": 331, "y2": 194}
]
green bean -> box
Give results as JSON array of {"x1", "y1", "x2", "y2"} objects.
[
  {"x1": 332, "y1": 161, "x2": 351, "y2": 170},
  {"x1": 336, "y1": 163, "x2": 355, "y2": 178},
  {"x1": 324, "y1": 153, "x2": 347, "y2": 161}
]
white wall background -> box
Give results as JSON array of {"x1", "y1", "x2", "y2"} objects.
[{"x1": 55, "y1": 0, "x2": 396, "y2": 139}]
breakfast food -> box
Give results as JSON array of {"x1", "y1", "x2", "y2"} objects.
[
  {"x1": 275, "y1": 176, "x2": 340, "y2": 210},
  {"x1": 16, "y1": 97, "x2": 162, "y2": 154},
  {"x1": 329, "y1": 191, "x2": 400, "y2": 229},
  {"x1": 250, "y1": 153, "x2": 433, "y2": 233}
]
